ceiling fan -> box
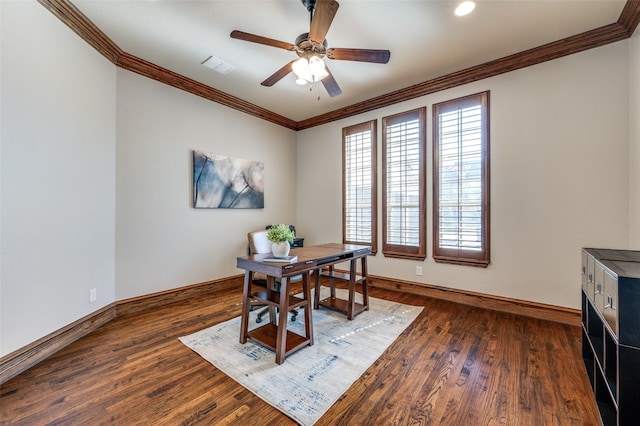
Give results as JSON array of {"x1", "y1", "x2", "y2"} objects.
[{"x1": 230, "y1": 0, "x2": 391, "y2": 97}]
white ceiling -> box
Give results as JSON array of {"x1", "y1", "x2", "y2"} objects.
[{"x1": 72, "y1": 0, "x2": 626, "y2": 122}]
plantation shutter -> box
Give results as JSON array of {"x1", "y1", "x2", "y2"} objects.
[
  {"x1": 433, "y1": 92, "x2": 490, "y2": 267},
  {"x1": 382, "y1": 108, "x2": 426, "y2": 260},
  {"x1": 343, "y1": 121, "x2": 377, "y2": 251}
]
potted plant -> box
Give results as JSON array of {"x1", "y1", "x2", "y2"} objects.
[{"x1": 267, "y1": 224, "x2": 295, "y2": 257}]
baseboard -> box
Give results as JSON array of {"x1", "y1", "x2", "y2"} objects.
[
  {"x1": 0, "y1": 275, "x2": 244, "y2": 385},
  {"x1": 116, "y1": 275, "x2": 244, "y2": 317},
  {"x1": 367, "y1": 274, "x2": 581, "y2": 326},
  {"x1": 0, "y1": 303, "x2": 117, "y2": 385},
  {"x1": 1, "y1": 273, "x2": 579, "y2": 385}
]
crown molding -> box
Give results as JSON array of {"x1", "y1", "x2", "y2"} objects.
[
  {"x1": 38, "y1": 0, "x2": 122, "y2": 64},
  {"x1": 115, "y1": 53, "x2": 297, "y2": 130},
  {"x1": 618, "y1": 0, "x2": 640, "y2": 33},
  {"x1": 296, "y1": 20, "x2": 632, "y2": 130},
  {"x1": 36, "y1": 0, "x2": 297, "y2": 130},
  {"x1": 38, "y1": 0, "x2": 640, "y2": 132}
]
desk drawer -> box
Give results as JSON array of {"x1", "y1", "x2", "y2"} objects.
[{"x1": 282, "y1": 259, "x2": 316, "y2": 274}]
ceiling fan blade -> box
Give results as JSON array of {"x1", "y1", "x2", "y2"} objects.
[
  {"x1": 230, "y1": 30, "x2": 295, "y2": 51},
  {"x1": 261, "y1": 60, "x2": 296, "y2": 87},
  {"x1": 327, "y1": 48, "x2": 391, "y2": 64},
  {"x1": 321, "y1": 66, "x2": 342, "y2": 97},
  {"x1": 309, "y1": 0, "x2": 339, "y2": 44}
]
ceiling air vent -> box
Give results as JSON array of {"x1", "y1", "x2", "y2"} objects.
[{"x1": 201, "y1": 55, "x2": 235, "y2": 75}]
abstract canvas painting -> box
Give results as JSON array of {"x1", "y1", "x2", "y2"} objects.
[{"x1": 193, "y1": 150, "x2": 264, "y2": 208}]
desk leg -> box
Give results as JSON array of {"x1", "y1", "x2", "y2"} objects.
[
  {"x1": 266, "y1": 276, "x2": 277, "y2": 325},
  {"x1": 313, "y1": 269, "x2": 320, "y2": 310},
  {"x1": 275, "y1": 277, "x2": 289, "y2": 365},
  {"x1": 347, "y1": 259, "x2": 357, "y2": 320},
  {"x1": 361, "y1": 256, "x2": 369, "y2": 311},
  {"x1": 303, "y1": 272, "x2": 314, "y2": 346},
  {"x1": 329, "y1": 265, "x2": 336, "y2": 298},
  {"x1": 239, "y1": 270, "x2": 252, "y2": 344}
]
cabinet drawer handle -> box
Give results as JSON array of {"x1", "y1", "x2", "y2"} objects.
[
  {"x1": 587, "y1": 273, "x2": 593, "y2": 283},
  {"x1": 595, "y1": 283, "x2": 602, "y2": 294},
  {"x1": 605, "y1": 295, "x2": 616, "y2": 310}
]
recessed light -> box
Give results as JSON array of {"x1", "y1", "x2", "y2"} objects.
[{"x1": 455, "y1": 1, "x2": 476, "y2": 17}]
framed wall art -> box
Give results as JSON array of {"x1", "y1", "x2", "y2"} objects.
[{"x1": 193, "y1": 150, "x2": 264, "y2": 209}]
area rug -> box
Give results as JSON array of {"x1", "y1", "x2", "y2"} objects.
[{"x1": 179, "y1": 288, "x2": 423, "y2": 425}]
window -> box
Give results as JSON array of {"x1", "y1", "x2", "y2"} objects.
[
  {"x1": 433, "y1": 92, "x2": 490, "y2": 267},
  {"x1": 382, "y1": 108, "x2": 426, "y2": 260},
  {"x1": 343, "y1": 120, "x2": 377, "y2": 252}
]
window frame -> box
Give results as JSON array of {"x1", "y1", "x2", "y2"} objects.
[
  {"x1": 432, "y1": 91, "x2": 490, "y2": 267},
  {"x1": 342, "y1": 120, "x2": 378, "y2": 253},
  {"x1": 381, "y1": 107, "x2": 427, "y2": 260}
]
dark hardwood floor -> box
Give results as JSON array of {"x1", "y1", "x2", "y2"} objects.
[{"x1": 0, "y1": 283, "x2": 600, "y2": 425}]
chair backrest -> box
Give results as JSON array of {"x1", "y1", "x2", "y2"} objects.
[
  {"x1": 248, "y1": 230, "x2": 272, "y2": 255},
  {"x1": 247, "y1": 228, "x2": 306, "y2": 284}
]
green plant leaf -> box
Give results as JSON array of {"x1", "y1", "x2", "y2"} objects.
[{"x1": 266, "y1": 224, "x2": 295, "y2": 243}]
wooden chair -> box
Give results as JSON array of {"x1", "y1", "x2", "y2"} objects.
[{"x1": 247, "y1": 230, "x2": 303, "y2": 323}]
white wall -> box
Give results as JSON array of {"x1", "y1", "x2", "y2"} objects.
[
  {"x1": 1, "y1": 1, "x2": 116, "y2": 356},
  {"x1": 296, "y1": 41, "x2": 630, "y2": 310},
  {"x1": 629, "y1": 29, "x2": 640, "y2": 249},
  {"x1": 1, "y1": 0, "x2": 636, "y2": 358},
  {"x1": 0, "y1": 1, "x2": 297, "y2": 356},
  {"x1": 115, "y1": 70, "x2": 298, "y2": 300}
]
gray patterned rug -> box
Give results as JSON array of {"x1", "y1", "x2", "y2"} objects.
[{"x1": 179, "y1": 288, "x2": 423, "y2": 425}]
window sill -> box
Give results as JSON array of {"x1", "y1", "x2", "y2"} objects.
[{"x1": 433, "y1": 256, "x2": 490, "y2": 268}]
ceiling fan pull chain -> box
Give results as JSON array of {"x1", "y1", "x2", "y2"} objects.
[{"x1": 306, "y1": 82, "x2": 320, "y2": 101}]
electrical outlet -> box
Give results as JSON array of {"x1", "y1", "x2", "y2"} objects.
[
  {"x1": 90, "y1": 288, "x2": 97, "y2": 303},
  {"x1": 416, "y1": 266, "x2": 423, "y2": 276}
]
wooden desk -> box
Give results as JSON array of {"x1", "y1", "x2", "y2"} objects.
[
  {"x1": 315, "y1": 251, "x2": 369, "y2": 320},
  {"x1": 236, "y1": 243, "x2": 372, "y2": 364}
]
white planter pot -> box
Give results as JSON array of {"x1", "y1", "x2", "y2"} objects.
[{"x1": 271, "y1": 241, "x2": 291, "y2": 258}]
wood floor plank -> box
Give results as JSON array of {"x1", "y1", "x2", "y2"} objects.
[{"x1": 0, "y1": 284, "x2": 600, "y2": 425}]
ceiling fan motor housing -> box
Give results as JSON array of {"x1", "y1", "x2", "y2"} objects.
[{"x1": 295, "y1": 33, "x2": 328, "y2": 59}]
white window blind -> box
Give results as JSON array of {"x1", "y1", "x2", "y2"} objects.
[
  {"x1": 438, "y1": 104, "x2": 482, "y2": 251},
  {"x1": 385, "y1": 119, "x2": 420, "y2": 246},
  {"x1": 382, "y1": 108, "x2": 426, "y2": 260},
  {"x1": 433, "y1": 92, "x2": 489, "y2": 267},
  {"x1": 345, "y1": 131, "x2": 372, "y2": 242},
  {"x1": 343, "y1": 121, "x2": 377, "y2": 250}
]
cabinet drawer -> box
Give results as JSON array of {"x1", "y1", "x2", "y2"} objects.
[
  {"x1": 603, "y1": 270, "x2": 618, "y2": 336},
  {"x1": 581, "y1": 247, "x2": 640, "y2": 426},
  {"x1": 582, "y1": 253, "x2": 595, "y2": 300},
  {"x1": 594, "y1": 262, "x2": 606, "y2": 314}
]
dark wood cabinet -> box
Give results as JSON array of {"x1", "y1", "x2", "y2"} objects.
[{"x1": 581, "y1": 248, "x2": 640, "y2": 425}]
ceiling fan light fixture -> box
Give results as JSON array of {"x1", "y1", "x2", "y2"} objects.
[
  {"x1": 455, "y1": 1, "x2": 476, "y2": 16},
  {"x1": 292, "y1": 58, "x2": 310, "y2": 81},
  {"x1": 292, "y1": 56, "x2": 328, "y2": 83},
  {"x1": 308, "y1": 56, "x2": 329, "y2": 81}
]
